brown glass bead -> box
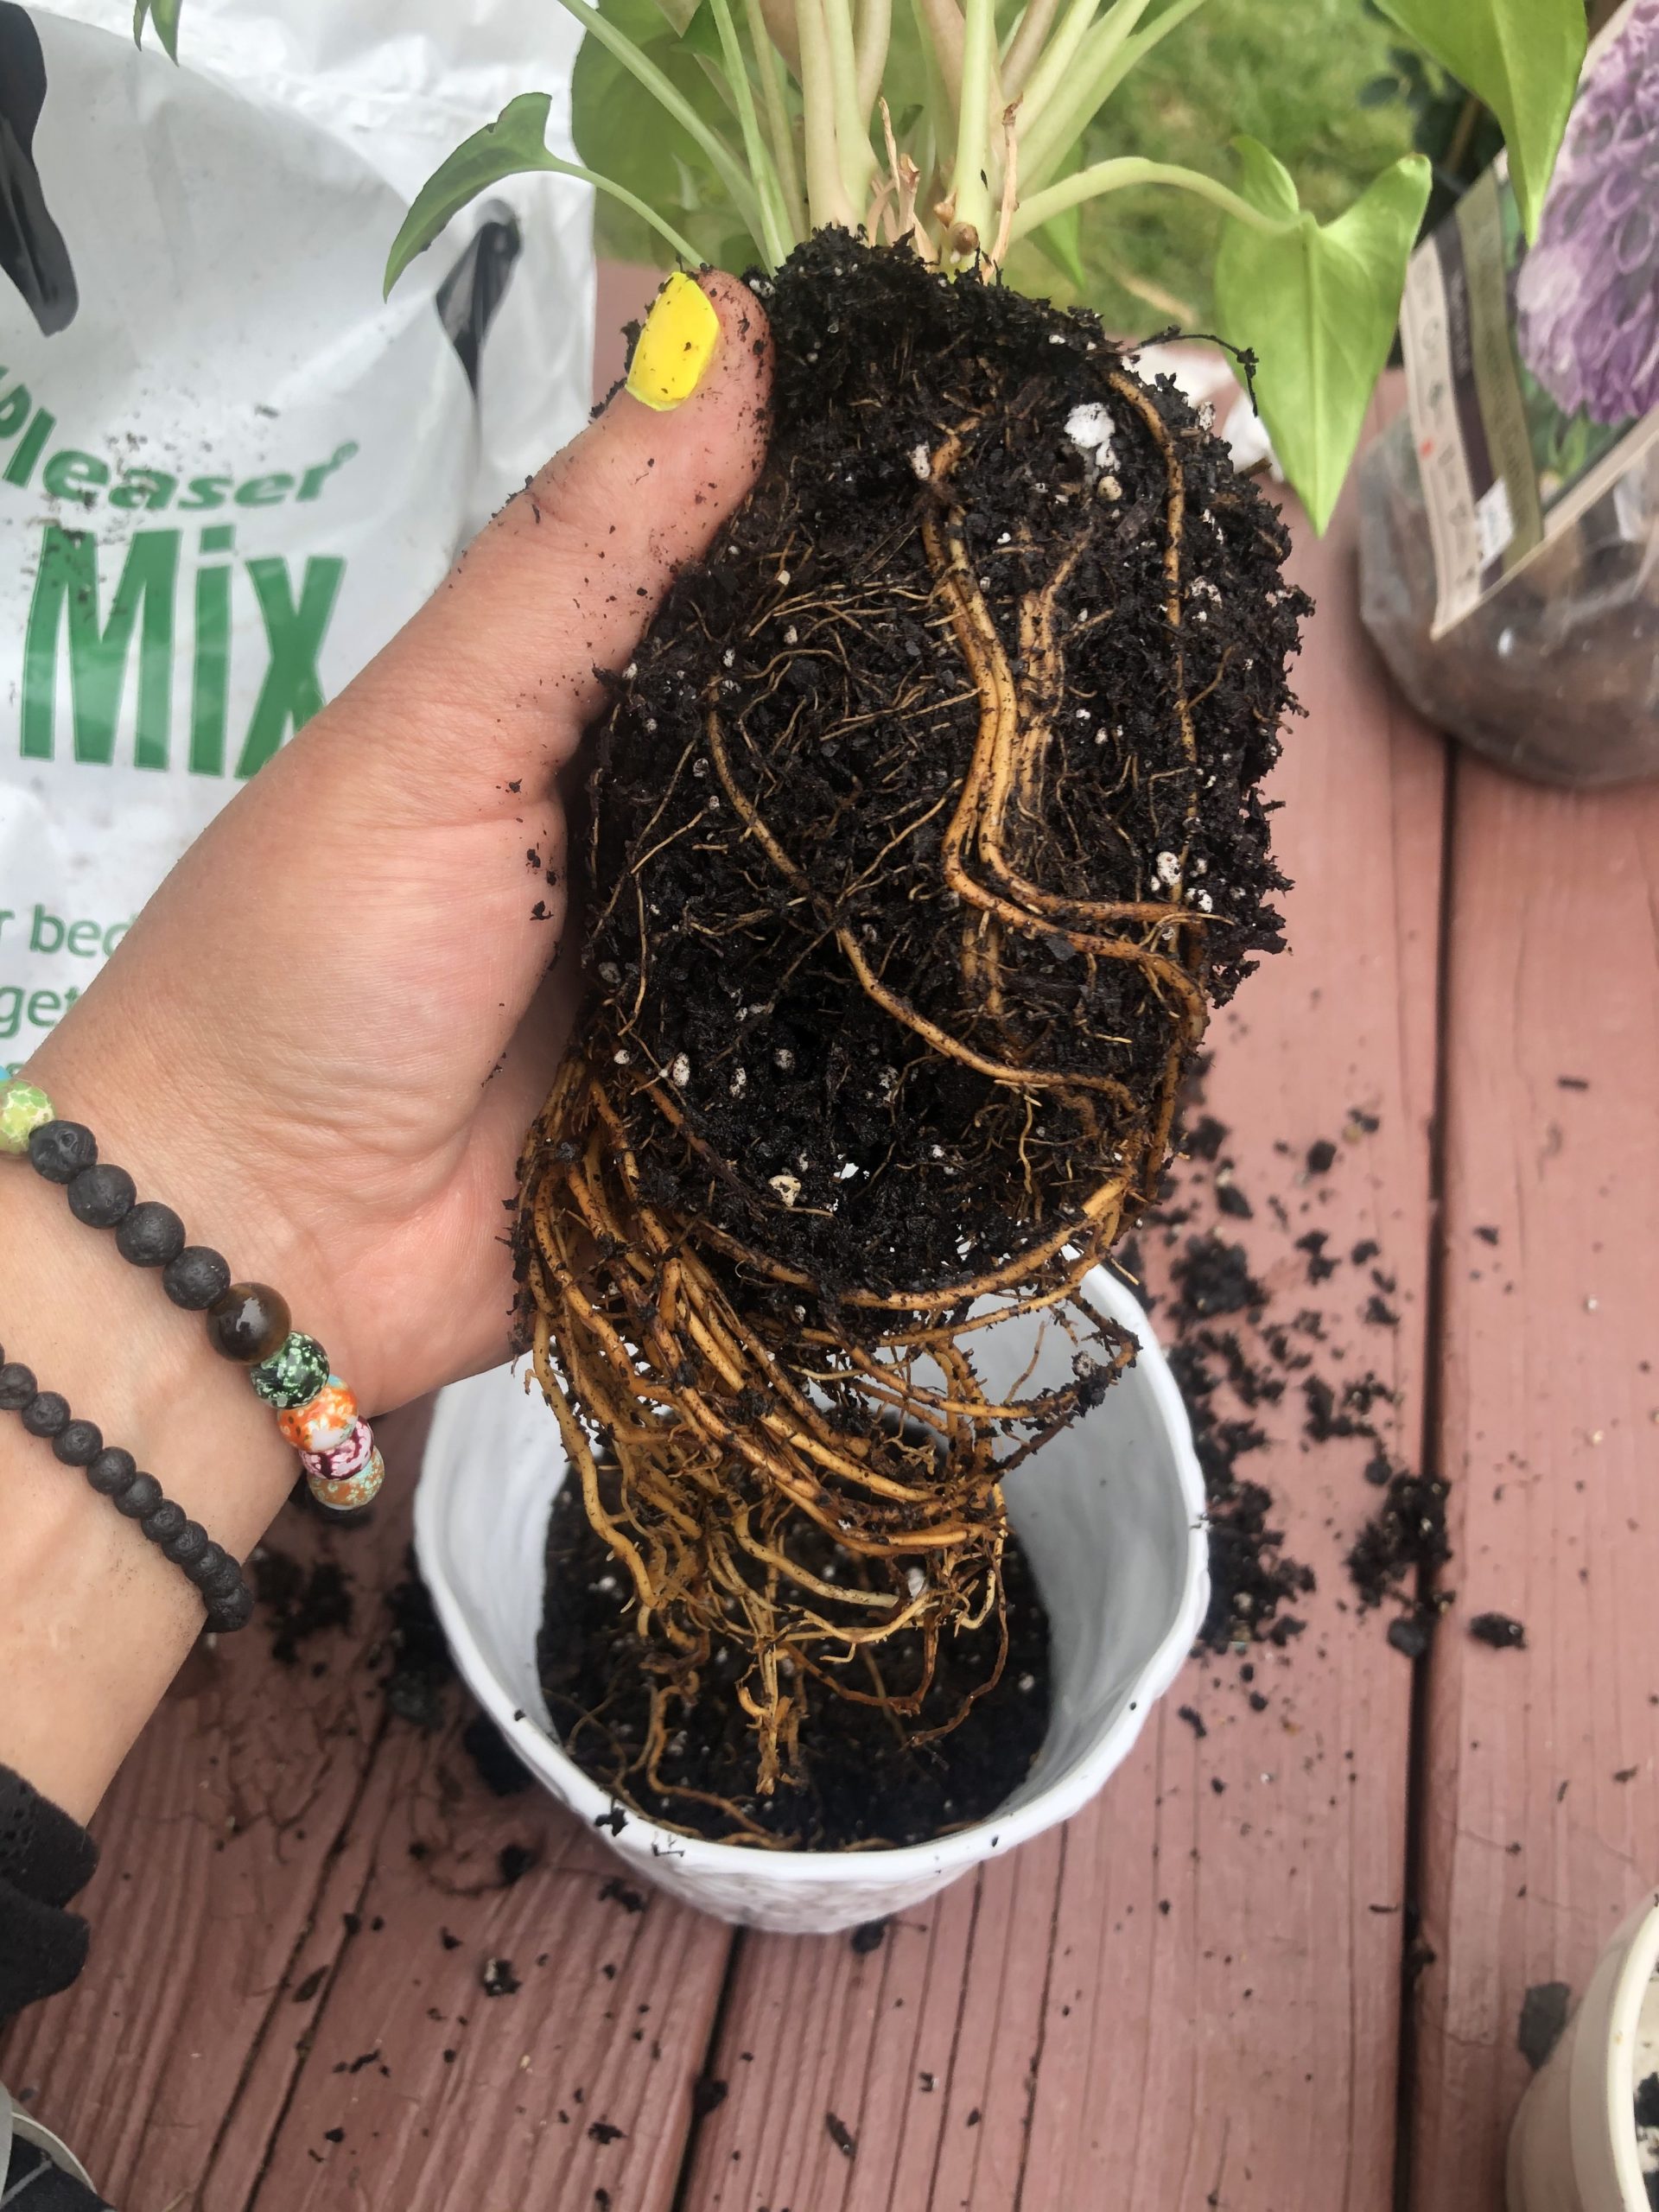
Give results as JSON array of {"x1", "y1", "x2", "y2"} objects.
[{"x1": 207, "y1": 1281, "x2": 291, "y2": 1363}]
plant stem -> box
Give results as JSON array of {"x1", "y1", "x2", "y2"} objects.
[
  {"x1": 746, "y1": 0, "x2": 809, "y2": 238},
  {"x1": 556, "y1": 156, "x2": 709, "y2": 265},
  {"x1": 1000, "y1": 0, "x2": 1060, "y2": 98},
  {"x1": 950, "y1": 0, "x2": 997, "y2": 256},
  {"x1": 1009, "y1": 0, "x2": 1099, "y2": 143},
  {"x1": 1008, "y1": 154, "x2": 1289, "y2": 245},
  {"x1": 552, "y1": 0, "x2": 768, "y2": 240},
  {"x1": 855, "y1": 0, "x2": 893, "y2": 125},
  {"x1": 757, "y1": 0, "x2": 804, "y2": 75},
  {"x1": 795, "y1": 0, "x2": 857, "y2": 227},
  {"x1": 1034, "y1": 0, "x2": 1211, "y2": 178},
  {"x1": 1016, "y1": 0, "x2": 1152, "y2": 182},
  {"x1": 823, "y1": 0, "x2": 877, "y2": 206},
  {"x1": 912, "y1": 0, "x2": 966, "y2": 121},
  {"x1": 1090, "y1": 244, "x2": 1198, "y2": 324},
  {"x1": 1111, "y1": 0, "x2": 1211, "y2": 80},
  {"x1": 710, "y1": 0, "x2": 796, "y2": 264}
]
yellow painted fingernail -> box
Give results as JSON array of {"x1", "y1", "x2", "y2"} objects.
[{"x1": 626, "y1": 272, "x2": 720, "y2": 412}]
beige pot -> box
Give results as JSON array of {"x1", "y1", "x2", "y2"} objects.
[{"x1": 1509, "y1": 1888, "x2": 1659, "y2": 2211}]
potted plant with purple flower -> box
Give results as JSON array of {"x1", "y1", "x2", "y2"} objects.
[{"x1": 1361, "y1": 0, "x2": 1659, "y2": 787}]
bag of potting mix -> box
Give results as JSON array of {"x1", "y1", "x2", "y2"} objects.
[{"x1": 0, "y1": 0, "x2": 594, "y2": 1071}]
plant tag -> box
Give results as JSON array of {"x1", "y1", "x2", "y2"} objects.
[{"x1": 1473, "y1": 477, "x2": 1516, "y2": 568}]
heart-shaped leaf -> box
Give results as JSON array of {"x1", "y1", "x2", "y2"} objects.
[
  {"x1": 132, "y1": 0, "x2": 182, "y2": 60},
  {"x1": 1376, "y1": 0, "x2": 1584, "y2": 241},
  {"x1": 385, "y1": 91, "x2": 699, "y2": 296},
  {"x1": 387, "y1": 93, "x2": 568, "y2": 296},
  {"x1": 1214, "y1": 137, "x2": 1430, "y2": 533}
]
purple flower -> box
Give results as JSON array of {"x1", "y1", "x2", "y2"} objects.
[{"x1": 1516, "y1": 0, "x2": 1659, "y2": 423}]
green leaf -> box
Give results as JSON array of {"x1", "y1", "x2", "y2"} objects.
[
  {"x1": 573, "y1": 0, "x2": 764, "y2": 269},
  {"x1": 556, "y1": 0, "x2": 766, "y2": 241},
  {"x1": 1033, "y1": 204, "x2": 1086, "y2": 289},
  {"x1": 679, "y1": 1, "x2": 731, "y2": 58},
  {"x1": 652, "y1": 0, "x2": 704, "y2": 32},
  {"x1": 1375, "y1": 0, "x2": 1583, "y2": 241},
  {"x1": 385, "y1": 92, "x2": 701, "y2": 297},
  {"x1": 1027, "y1": 139, "x2": 1088, "y2": 288},
  {"x1": 1214, "y1": 137, "x2": 1431, "y2": 533},
  {"x1": 132, "y1": 0, "x2": 181, "y2": 60},
  {"x1": 1228, "y1": 134, "x2": 1299, "y2": 224},
  {"x1": 387, "y1": 94, "x2": 566, "y2": 296}
]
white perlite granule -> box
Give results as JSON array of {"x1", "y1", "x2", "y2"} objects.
[{"x1": 1065, "y1": 402, "x2": 1117, "y2": 464}]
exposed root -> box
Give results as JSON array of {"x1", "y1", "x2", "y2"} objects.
[{"x1": 515, "y1": 238, "x2": 1302, "y2": 1837}]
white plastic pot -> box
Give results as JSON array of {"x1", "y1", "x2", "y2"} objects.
[
  {"x1": 415, "y1": 1267, "x2": 1207, "y2": 1935},
  {"x1": 1509, "y1": 1887, "x2": 1659, "y2": 2211}
]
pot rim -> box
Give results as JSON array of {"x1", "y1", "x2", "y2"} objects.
[
  {"x1": 415, "y1": 1263, "x2": 1209, "y2": 1886},
  {"x1": 1595, "y1": 1886, "x2": 1659, "y2": 2208}
]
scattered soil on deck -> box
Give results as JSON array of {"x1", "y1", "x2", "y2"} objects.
[
  {"x1": 250, "y1": 1544, "x2": 354, "y2": 1669},
  {"x1": 1118, "y1": 1064, "x2": 1453, "y2": 1667}
]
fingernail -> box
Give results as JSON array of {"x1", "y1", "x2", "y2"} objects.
[{"x1": 626, "y1": 272, "x2": 721, "y2": 412}]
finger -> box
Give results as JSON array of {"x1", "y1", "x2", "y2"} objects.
[{"x1": 327, "y1": 270, "x2": 771, "y2": 815}]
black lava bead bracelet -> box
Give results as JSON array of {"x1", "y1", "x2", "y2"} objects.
[{"x1": 0, "y1": 1350, "x2": 253, "y2": 1633}]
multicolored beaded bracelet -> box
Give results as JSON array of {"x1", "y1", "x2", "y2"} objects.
[{"x1": 1, "y1": 1078, "x2": 383, "y2": 1516}]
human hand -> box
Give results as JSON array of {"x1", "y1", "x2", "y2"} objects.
[
  {"x1": 0, "y1": 272, "x2": 768, "y2": 1817},
  {"x1": 29, "y1": 271, "x2": 769, "y2": 1420}
]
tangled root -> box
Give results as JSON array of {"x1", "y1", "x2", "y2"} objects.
[{"x1": 516, "y1": 238, "x2": 1302, "y2": 1835}]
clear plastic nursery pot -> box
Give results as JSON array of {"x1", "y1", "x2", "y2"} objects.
[
  {"x1": 416, "y1": 1268, "x2": 1207, "y2": 1936},
  {"x1": 1508, "y1": 1887, "x2": 1659, "y2": 2212}
]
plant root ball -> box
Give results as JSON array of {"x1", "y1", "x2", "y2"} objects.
[{"x1": 517, "y1": 232, "x2": 1308, "y2": 1821}]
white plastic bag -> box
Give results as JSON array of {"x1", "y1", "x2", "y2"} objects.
[{"x1": 1, "y1": 0, "x2": 593, "y2": 1071}]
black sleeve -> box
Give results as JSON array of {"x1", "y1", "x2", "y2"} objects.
[
  {"x1": 3, "y1": 2135, "x2": 115, "y2": 2209},
  {"x1": 0, "y1": 1764, "x2": 99, "y2": 2019}
]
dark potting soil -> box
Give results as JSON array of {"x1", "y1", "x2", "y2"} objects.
[
  {"x1": 1517, "y1": 1980, "x2": 1572, "y2": 2070},
  {"x1": 250, "y1": 1544, "x2": 354, "y2": 1668},
  {"x1": 1469, "y1": 1610, "x2": 1527, "y2": 1650},
  {"x1": 1124, "y1": 1065, "x2": 1457, "y2": 1662},
  {"x1": 382, "y1": 1551, "x2": 459, "y2": 1733},
  {"x1": 537, "y1": 1471, "x2": 1051, "y2": 1850},
  {"x1": 521, "y1": 232, "x2": 1305, "y2": 1836},
  {"x1": 1346, "y1": 1471, "x2": 1451, "y2": 1614},
  {"x1": 557, "y1": 229, "x2": 1305, "y2": 1316}
]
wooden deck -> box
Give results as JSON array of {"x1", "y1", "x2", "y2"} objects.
[{"x1": 5, "y1": 315, "x2": 1657, "y2": 2212}]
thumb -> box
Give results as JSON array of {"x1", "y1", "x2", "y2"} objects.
[{"x1": 336, "y1": 269, "x2": 771, "y2": 810}]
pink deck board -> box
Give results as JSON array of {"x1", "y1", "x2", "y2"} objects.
[
  {"x1": 6, "y1": 324, "x2": 1641, "y2": 2211},
  {"x1": 1412, "y1": 757, "x2": 1659, "y2": 2209},
  {"x1": 680, "y1": 454, "x2": 1447, "y2": 2212}
]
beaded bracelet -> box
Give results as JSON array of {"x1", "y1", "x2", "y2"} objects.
[
  {"x1": 0, "y1": 1346, "x2": 253, "y2": 1632},
  {"x1": 0, "y1": 1079, "x2": 382, "y2": 1516}
]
